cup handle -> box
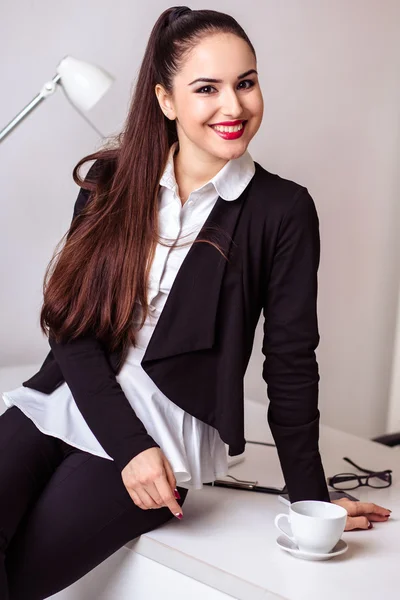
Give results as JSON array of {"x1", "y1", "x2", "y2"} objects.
[{"x1": 274, "y1": 513, "x2": 297, "y2": 543}]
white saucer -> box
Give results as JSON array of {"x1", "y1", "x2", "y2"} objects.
[{"x1": 276, "y1": 535, "x2": 348, "y2": 561}]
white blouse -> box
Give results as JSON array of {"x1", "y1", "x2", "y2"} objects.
[{"x1": 2, "y1": 141, "x2": 255, "y2": 490}]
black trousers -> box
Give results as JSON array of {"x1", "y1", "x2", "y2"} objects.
[{"x1": 0, "y1": 405, "x2": 189, "y2": 600}]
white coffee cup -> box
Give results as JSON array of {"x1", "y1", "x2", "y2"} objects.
[{"x1": 274, "y1": 500, "x2": 347, "y2": 554}]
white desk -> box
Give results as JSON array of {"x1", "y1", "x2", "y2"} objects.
[{"x1": 127, "y1": 398, "x2": 399, "y2": 600}]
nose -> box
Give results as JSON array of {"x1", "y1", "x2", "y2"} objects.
[{"x1": 220, "y1": 88, "x2": 244, "y2": 119}]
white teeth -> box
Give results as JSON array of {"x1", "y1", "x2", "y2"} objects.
[{"x1": 212, "y1": 123, "x2": 244, "y2": 133}]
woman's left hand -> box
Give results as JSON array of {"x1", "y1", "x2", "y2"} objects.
[{"x1": 331, "y1": 498, "x2": 392, "y2": 531}]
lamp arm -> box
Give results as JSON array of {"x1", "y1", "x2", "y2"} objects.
[{"x1": 0, "y1": 73, "x2": 61, "y2": 142}]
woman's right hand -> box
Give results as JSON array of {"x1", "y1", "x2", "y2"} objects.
[{"x1": 121, "y1": 447, "x2": 183, "y2": 519}]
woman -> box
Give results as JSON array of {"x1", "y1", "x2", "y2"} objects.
[{"x1": 1, "y1": 6, "x2": 391, "y2": 599}]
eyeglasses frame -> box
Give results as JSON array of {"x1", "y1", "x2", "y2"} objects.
[{"x1": 327, "y1": 456, "x2": 393, "y2": 491}]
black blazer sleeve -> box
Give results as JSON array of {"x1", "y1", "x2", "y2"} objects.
[
  {"x1": 262, "y1": 187, "x2": 330, "y2": 503},
  {"x1": 49, "y1": 162, "x2": 161, "y2": 472}
]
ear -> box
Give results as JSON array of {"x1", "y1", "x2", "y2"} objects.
[{"x1": 154, "y1": 83, "x2": 176, "y2": 120}]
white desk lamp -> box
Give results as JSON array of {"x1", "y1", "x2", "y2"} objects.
[{"x1": 0, "y1": 55, "x2": 114, "y2": 142}]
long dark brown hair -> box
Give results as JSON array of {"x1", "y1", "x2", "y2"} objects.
[{"x1": 40, "y1": 6, "x2": 256, "y2": 371}]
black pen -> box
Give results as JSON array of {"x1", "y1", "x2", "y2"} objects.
[{"x1": 204, "y1": 480, "x2": 285, "y2": 494}]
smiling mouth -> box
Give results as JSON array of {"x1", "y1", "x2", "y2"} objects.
[{"x1": 209, "y1": 120, "x2": 247, "y2": 132}]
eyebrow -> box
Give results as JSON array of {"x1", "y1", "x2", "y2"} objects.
[{"x1": 188, "y1": 69, "x2": 258, "y2": 86}]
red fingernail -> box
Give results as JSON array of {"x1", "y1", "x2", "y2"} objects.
[
  {"x1": 174, "y1": 512, "x2": 183, "y2": 519},
  {"x1": 174, "y1": 489, "x2": 181, "y2": 499},
  {"x1": 368, "y1": 522, "x2": 373, "y2": 529}
]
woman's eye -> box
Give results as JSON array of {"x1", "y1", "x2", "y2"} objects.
[
  {"x1": 238, "y1": 80, "x2": 255, "y2": 90},
  {"x1": 195, "y1": 80, "x2": 256, "y2": 94},
  {"x1": 196, "y1": 85, "x2": 216, "y2": 94}
]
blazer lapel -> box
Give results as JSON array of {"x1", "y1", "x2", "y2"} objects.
[{"x1": 141, "y1": 180, "x2": 252, "y2": 364}]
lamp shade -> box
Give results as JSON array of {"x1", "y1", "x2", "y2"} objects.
[{"x1": 56, "y1": 56, "x2": 114, "y2": 111}]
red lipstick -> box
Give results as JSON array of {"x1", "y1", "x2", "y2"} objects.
[{"x1": 209, "y1": 120, "x2": 247, "y2": 140}]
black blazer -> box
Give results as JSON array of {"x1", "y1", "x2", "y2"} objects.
[{"x1": 22, "y1": 161, "x2": 330, "y2": 504}]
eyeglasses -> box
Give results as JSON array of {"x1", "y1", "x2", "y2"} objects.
[{"x1": 327, "y1": 456, "x2": 392, "y2": 491}]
